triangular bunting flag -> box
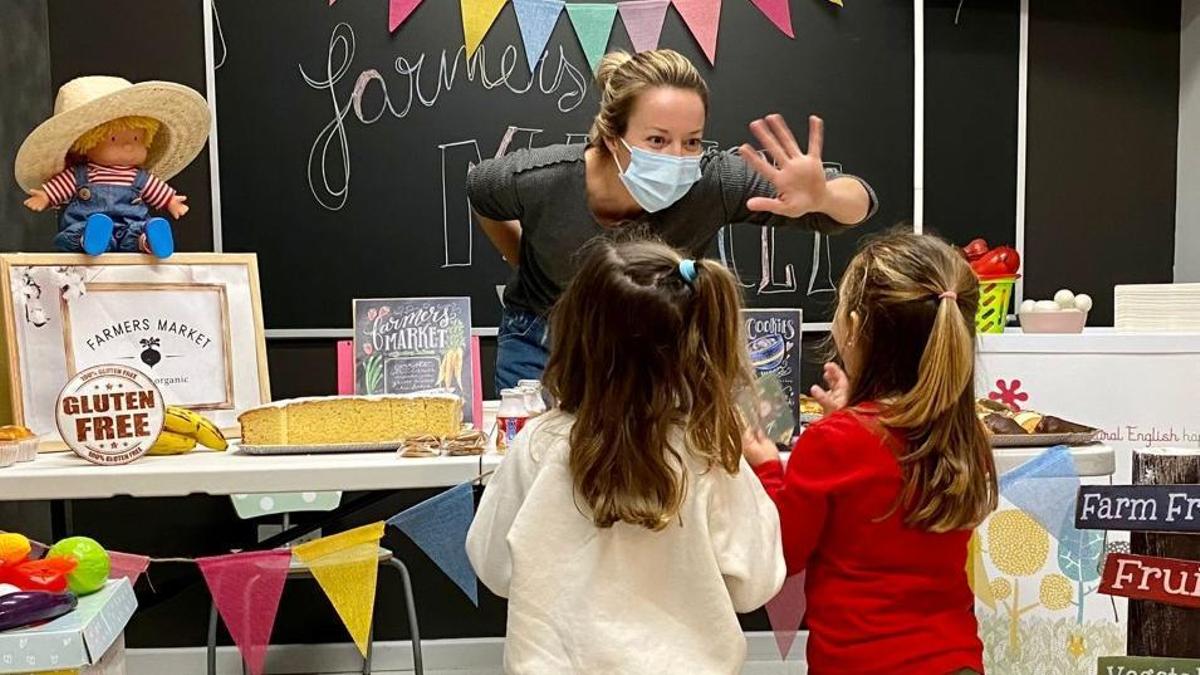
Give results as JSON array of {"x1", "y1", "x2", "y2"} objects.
[
  {"x1": 513, "y1": 0, "x2": 565, "y2": 74},
  {"x1": 765, "y1": 571, "x2": 807, "y2": 660},
  {"x1": 618, "y1": 0, "x2": 670, "y2": 53},
  {"x1": 107, "y1": 551, "x2": 150, "y2": 587},
  {"x1": 748, "y1": 0, "x2": 793, "y2": 38},
  {"x1": 390, "y1": 0, "x2": 425, "y2": 32},
  {"x1": 196, "y1": 550, "x2": 291, "y2": 675},
  {"x1": 828, "y1": 0, "x2": 843, "y2": 6},
  {"x1": 566, "y1": 4, "x2": 619, "y2": 74},
  {"x1": 966, "y1": 530, "x2": 994, "y2": 610},
  {"x1": 293, "y1": 522, "x2": 385, "y2": 657},
  {"x1": 672, "y1": 0, "x2": 722, "y2": 65},
  {"x1": 387, "y1": 482, "x2": 479, "y2": 605},
  {"x1": 998, "y1": 445, "x2": 1079, "y2": 538},
  {"x1": 462, "y1": 0, "x2": 509, "y2": 57}
]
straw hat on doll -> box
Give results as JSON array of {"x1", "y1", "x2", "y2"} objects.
[{"x1": 14, "y1": 76, "x2": 211, "y2": 193}]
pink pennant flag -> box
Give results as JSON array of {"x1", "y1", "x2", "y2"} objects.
[
  {"x1": 749, "y1": 0, "x2": 793, "y2": 38},
  {"x1": 672, "y1": 0, "x2": 722, "y2": 65},
  {"x1": 107, "y1": 551, "x2": 150, "y2": 587},
  {"x1": 618, "y1": 0, "x2": 670, "y2": 53},
  {"x1": 390, "y1": 0, "x2": 425, "y2": 32},
  {"x1": 197, "y1": 550, "x2": 292, "y2": 675},
  {"x1": 765, "y1": 571, "x2": 807, "y2": 660}
]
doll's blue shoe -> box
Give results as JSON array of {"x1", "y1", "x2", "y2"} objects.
[
  {"x1": 81, "y1": 214, "x2": 114, "y2": 255},
  {"x1": 144, "y1": 218, "x2": 174, "y2": 258}
]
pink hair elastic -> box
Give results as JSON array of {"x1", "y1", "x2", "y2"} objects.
[{"x1": 939, "y1": 291, "x2": 958, "y2": 301}]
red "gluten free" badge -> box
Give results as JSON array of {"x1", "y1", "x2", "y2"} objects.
[{"x1": 55, "y1": 364, "x2": 165, "y2": 465}]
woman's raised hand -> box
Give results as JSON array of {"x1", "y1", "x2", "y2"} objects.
[{"x1": 738, "y1": 114, "x2": 831, "y2": 219}]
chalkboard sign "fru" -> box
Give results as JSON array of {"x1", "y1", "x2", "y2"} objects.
[
  {"x1": 1076, "y1": 485, "x2": 1200, "y2": 533},
  {"x1": 1099, "y1": 552, "x2": 1200, "y2": 609},
  {"x1": 1098, "y1": 656, "x2": 1200, "y2": 675}
]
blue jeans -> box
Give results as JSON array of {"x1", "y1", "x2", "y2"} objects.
[{"x1": 495, "y1": 308, "x2": 548, "y2": 392}]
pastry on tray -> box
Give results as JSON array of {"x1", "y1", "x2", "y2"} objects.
[
  {"x1": 974, "y1": 399, "x2": 1096, "y2": 438},
  {"x1": 982, "y1": 413, "x2": 1026, "y2": 436}
]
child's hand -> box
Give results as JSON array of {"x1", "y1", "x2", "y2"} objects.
[
  {"x1": 23, "y1": 190, "x2": 49, "y2": 212},
  {"x1": 167, "y1": 194, "x2": 189, "y2": 219},
  {"x1": 742, "y1": 427, "x2": 780, "y2": 468},
  {"x1": 810, "y1": 362, "x2": 850, "y2": 414}
]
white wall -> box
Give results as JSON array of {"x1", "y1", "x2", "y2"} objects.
[{"x1": 1178, "y1": 0, "x2": 1200, "y2": 281}]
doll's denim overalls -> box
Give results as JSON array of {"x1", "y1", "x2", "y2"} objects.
[{"x1": 53, "y1": 164, "x2": 159, "y2": 253}]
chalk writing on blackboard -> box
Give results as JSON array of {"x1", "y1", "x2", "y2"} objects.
[
  {"x1": 440, "y1": 126, "x2": 548, "y2": 269},
  {"x1": 300, "y1": 23, "x2": 589, "y2": 211}
]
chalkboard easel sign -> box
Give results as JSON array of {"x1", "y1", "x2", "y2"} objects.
[
  {"x1": 743, "y1": 308, "x2": 802, "y2": 430},
  {"x1": 353, "y1": 297, "x2": 476, "y2": 425}
]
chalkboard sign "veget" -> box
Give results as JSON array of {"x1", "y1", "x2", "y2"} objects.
[
  {"x1": 1076, "y1": 485, "x2": 1200, "y2": 533},
  {"x1": 353, "y1": 297, "x2": 475, "y2": 424},
  {"x1": 1097, "y1": 656, "x2": 1200, "y2": 675}
]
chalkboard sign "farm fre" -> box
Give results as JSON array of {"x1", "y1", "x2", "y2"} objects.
[
  {"x1": 1076, "y1": 485, "x2": 1200, "y2": 532},
  {"x1": 353, "y1": 297, "x2": 475, "y2": 424}
]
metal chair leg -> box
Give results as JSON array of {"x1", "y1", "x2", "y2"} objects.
[
  {"x1": 362, "y1": 621, "x2": 374, "y2": 675},
  {"x1": 206, "y1": 602, "x2": 219, "y2": 675},
  {"x1": 388, "y1": 557, "x2": 424, "y2": 675}
]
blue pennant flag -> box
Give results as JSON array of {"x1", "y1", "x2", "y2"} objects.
[
  {"x1": 998, "y1": 445, "x2": 1080, "y2": 538},
  {"x1": 513, "y1": 0, "x2": 565, "y2": 74},
  {"x1": 388, "y1": 481, "x2": 479, "y2": 605}
]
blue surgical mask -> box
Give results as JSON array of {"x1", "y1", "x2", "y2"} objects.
[{"x1": 616, "y1": 140, "x2": 702, "y2": 213}]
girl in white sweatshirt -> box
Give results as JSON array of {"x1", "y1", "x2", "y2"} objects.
[{"x1": 467, "y1": 239, "x2": 785, "y2": 674}]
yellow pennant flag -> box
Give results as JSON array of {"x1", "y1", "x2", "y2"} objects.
[
  {"x1": 966, "y1": 529, "x2": 994, "y2": 609},
  {"x1": 462, "y1": 0, "x2": 509, "y2": 57},
  {"x1": 293, "y1": 522, "x2": 385, "y2": 656}
]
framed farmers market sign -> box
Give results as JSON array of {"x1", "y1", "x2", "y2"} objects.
[{"x1": 0, "y1": 253, "x2": 270, "y2": 450}]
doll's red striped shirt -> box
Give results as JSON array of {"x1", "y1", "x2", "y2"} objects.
[{"x1": 41, "y1": 163, "x2": 177, "y2": 210}]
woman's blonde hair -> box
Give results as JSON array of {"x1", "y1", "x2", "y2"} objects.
[
  {"x1": 589, "y1": 50, "x2": 709, "y2": 151},
  {"x1": 71, "y1": 116, "x2": 161, "y2": 155},
  {"x1": 544, "y1": 237, "x2": 750, "y2": 531},
  {"x1": 836, "y1": 229, "x2": 997, "y2": 532}
]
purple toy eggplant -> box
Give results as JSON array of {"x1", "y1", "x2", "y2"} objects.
[{"x1": 0, "y1": 591, "x2": 76, "y2": 631}]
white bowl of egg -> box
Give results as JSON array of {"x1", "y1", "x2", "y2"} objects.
[{"x1": 1018, "y1": 290, "x2": 1091, "y2": 334}]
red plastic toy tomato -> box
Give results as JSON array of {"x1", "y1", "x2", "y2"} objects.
[
  {"x1": 971, "y1": 246, "x2": 1020, "y2": 276},
  {"x1": 963, "y1": 238, "x2": 989, "y2": 261}
]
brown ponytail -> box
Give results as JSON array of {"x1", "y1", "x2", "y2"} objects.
[
  {"x1": 543, "y1": 238, "x2": 749, "y2": 531},
  {"x1": 836, "y1": 229, "x2": 997, "y2": 532}
]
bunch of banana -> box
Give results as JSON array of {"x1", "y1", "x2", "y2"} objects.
[{"x1": 149, "y1": 406, "x2": 229, "y2": 455}]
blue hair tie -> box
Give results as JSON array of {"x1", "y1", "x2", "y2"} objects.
[{"x1": 678, "y1": 259, "x2": 698, "y2": 283}]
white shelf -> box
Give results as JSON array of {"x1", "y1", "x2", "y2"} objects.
[{"x1": 0, "y1": 446, "x2": 502, "y2": 501}]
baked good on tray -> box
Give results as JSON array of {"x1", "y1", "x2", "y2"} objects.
[
  {"x1": 975, "y1": 399, "x2": 1096, "y2": 438},
  {"x1": 238, "y1": 394, "x2": 463, "y2": 446}
]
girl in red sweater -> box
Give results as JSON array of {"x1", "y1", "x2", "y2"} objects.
[{"x1": 744, "y1": 230, "x2": 997, "y2": 675}]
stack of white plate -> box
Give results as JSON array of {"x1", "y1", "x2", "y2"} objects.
[{"x1": 1115, "y1": 283, "x2": 1200, "y2": 331}]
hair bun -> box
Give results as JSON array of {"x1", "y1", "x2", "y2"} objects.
[{"x1": 595, "y1": 51, "x2": 634, "y2": 93}]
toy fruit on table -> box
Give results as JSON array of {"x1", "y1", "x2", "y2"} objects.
[
  {"x1": 47, "y1": 537, "x2": 109, "y2": 596},
  {"x1": 149, "y1": 406, "x2": 228, "y2": 455},
  {"x1": 0, "y1": 533, "x2": 31, "y2": 565},
  {"x1": 1, "y1": 558, "x2": 76, "y2": 593},
  {"x1": 0, "y1": 591, "x2": 77, "y2": 631}
]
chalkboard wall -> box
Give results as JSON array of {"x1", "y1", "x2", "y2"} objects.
[{"x1": 215, "y1": 0, "x2": 915, "y2": 329}]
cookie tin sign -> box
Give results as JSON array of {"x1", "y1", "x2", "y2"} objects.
[{"x1": 55, "y1": 364, "x2": 164, "y2": 465}]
